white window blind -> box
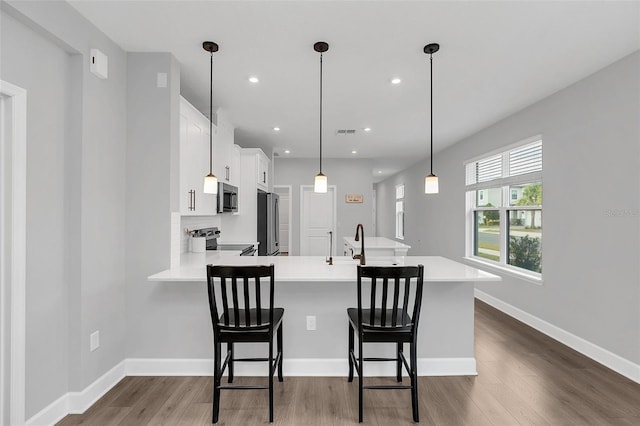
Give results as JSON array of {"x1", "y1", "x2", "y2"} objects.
[
  {"x1": 509, "y1": 142, "x2": 542, "y2": 176},
  {"x1": 475, "y1": 154, "x2": 502, "y2": 183},
  {"x1": 466, "y1": 139, "x2": 542, "y2": 189}
]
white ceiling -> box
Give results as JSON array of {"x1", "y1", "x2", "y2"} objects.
[{"x1": 68, "y1": 0, "x2": 639, "y2": 180}]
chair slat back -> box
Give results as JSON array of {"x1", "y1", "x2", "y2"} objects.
[
  {"x1": 357, "y1": 265, "x2": 424, "y2": 332},
  {"x1": 207, "y1": 264, "x2": 275, "y2": 332}
]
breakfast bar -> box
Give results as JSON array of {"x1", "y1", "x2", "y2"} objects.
[{"x1": 148, "y1": 255, "x2": 500, "y2": 376}]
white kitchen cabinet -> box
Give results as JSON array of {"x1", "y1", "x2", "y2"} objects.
[
  {"x1": 229, "y1": 144, "x2": 241, "y2": 186},
  {"x1": 256, "y1": 150, "x2": 270, "y2": 191},
  {"x1": 179, "y1": 96, "x2": 217, "y2": 215},
  {"x1": 214, "y1": 112, "x2": 241, "y2": 187}
]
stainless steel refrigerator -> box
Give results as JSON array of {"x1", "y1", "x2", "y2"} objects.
[{"x1": 257, "y1": 190, "x2": 280, "y2": 256}]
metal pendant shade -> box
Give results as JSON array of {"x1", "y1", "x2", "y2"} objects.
[
  {"x1": 203, "y1": 41, "x2": 219, "y2": 195},
  {"x1": 424, "y1": 43, "x2": 439, "y2": 194},
  {"x1": 313, "y1": 41, "x2": 329, "y2": 193}
]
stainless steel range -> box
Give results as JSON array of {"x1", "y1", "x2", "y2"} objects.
[{"x1": 192, "y1": 227, "x2": 256, "y2": 256}]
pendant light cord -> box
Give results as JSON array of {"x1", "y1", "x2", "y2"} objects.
[
  {"x1": 429, "y1": 52, "x2": 433, "y2": 174},
  {"x1": 319, "y1": 52, "x2": 323, "y2": 174},
  {"x1": 209, "y1": 51, "x2": 213, "y2": 174}
]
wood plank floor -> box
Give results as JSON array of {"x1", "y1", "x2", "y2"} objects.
[{"x1": 57, "y1": 300, "x2": 640, "y2": 425}]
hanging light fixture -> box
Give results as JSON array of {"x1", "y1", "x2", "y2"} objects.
[
  {"x1": 424, "y1": 43, "x2": 440, "y2": 194},
  {"x1": 313, "y1": 41, "x2": 329, "y2": 193},
  {"x1": 203, "y1": 41, "x2": 219, "y2": 194}
]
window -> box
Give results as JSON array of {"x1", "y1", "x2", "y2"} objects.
[
  {"x1": 395, "y1": 184, "x2": 405, "y2": 239},
  {"x1": 466, "y1": 138, "x2": 542, "y2": 276}
]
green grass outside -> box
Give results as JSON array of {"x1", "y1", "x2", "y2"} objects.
[{"x1": 479, "y1": 242, "x2": 500, "y2": 251}]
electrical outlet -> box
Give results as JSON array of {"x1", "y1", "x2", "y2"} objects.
[
  {"x1": 90, "y1": 331, "x2": 100, "y2": 352},
  {"x1": 306, "y1": 315, "x2": 316, "y2": 331}
]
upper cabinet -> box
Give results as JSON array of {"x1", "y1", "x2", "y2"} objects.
[
  {"x1": 214, "y1": 115, "x2": 239, "y2": 186},
  {"x1": 242, "y1": 148, "x2": 271, "y2": 192},
  {"x1": 257, "y1": 153, "x2": 269, "y2": 191},
  {"x1": 179, "y1": 96, "x2": 217, "y2": 215}
]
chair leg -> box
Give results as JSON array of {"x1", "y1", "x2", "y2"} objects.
[
  {"x1": 269, "y1": 338, "x2": 274, "y2": 423},
  {"x1": 358, "y1": 337, "x2": 364, "y2": 423},
  {"x1": 348, "y1": 323, "x2": 354, "y2": 382},
  {"x1": 228, "y1": 342, "x2": 234, "y2": 383},
  {"x1": 410, "y1": 341, "x2": 419, "y2": 423},
  {"x1": 277, "y1": 323, "x2": 284, "y2": 382},
  {"x1": 213, "y1": 340, "x2": 222, "y2": 424},
  {"x1": 397, "y1": 342, "x2": 403, "y2": 382}
]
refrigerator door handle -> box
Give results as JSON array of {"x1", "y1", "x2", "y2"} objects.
[{"x1": 274, "y1": 197, "x2": 279, "y2": 247}]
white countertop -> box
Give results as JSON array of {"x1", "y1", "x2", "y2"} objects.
[
  {"x1": 343, "y1": 237, "x2": 411, "y2": 249},
  {"x1": 148, "y1": 254, "x2": 500, "y2": 283}
]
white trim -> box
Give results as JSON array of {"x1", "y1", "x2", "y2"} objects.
[
  {"x1": 67, "y1": 362, "x2": 126, "y2": 414},
  {"x1": 126, "y1": 358, "x2": 214, "y2": 376},
  {"x1": 475, "y1": 289, "x2": 640, "y2": 384},
  {"x1": 26, "y1": 362, "x2": 126, "y2": 426},
  {"x1": 0, "y1": 80, "x2": 27, "y2": 426},
  {"x1": 126, "y1": 357, "x2": 475, "y2": 377},
  {"x1": 24, "y1": 394, "x2": 67, "y2": 426}
]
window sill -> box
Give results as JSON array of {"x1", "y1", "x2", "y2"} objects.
[{"x1": 463, "y1": 257, "x2": 543, "y2": 285}]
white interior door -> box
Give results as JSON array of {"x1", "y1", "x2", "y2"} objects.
[
  {"x1": 274, "y1": 186, "x2": 291, "y2": 254},
  {"x1": 300, "y1": 185, "x2": 336, "y2": 256}
]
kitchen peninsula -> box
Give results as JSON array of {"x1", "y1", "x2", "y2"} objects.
[{"x1": 149, "y1": 254, "x2": 500, "y2": 377}]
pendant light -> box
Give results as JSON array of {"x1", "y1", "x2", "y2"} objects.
[
  {"x1": 313, "y1": 41, "x2": 329, "y2": 193},
  {"x1": 203, "y1": 41, "x2": 219, "y2": 194},
  {"x1": 424, "y1": 43, "x2": 440, "y2": 194}
]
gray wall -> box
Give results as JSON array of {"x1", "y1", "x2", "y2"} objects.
[
  {"x1": 375, "y1": 52, "x2": 640, "y2": 365},
  {"x1": 124, "y1": 53, "x2": 214, "y2": 360},
  {"x1": 274, "y1": 158, "x2": 375, "y2": 255},
  {"x1": 1, "y1": 1, "x2": 128, "y2": 418}
]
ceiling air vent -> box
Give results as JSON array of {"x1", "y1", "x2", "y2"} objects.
[{"x1": 336, "y1": 129, "x2": 356, "y2": 135}]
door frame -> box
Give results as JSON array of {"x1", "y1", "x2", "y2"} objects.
[
  {"x1": 299, "y1": 185, "x2": 337, "y2": 256},
  {"x1": 0, "y1": 80, "x2": 27, "y2": 426},
  {"x1": 272, "y1": 185, "x2": 292, "y2": 255}
]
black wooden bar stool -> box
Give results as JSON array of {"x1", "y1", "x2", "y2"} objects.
[
  {"x1": 347, "y1": 264, "x2": 424, "y2": 423},
  {"x1": 206, "y1": 264, "x2": 284, "y2": 424}
]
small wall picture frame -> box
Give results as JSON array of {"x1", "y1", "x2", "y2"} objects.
[{"x1": 345, "y1": 194, "x2": 363, "y2": 203}]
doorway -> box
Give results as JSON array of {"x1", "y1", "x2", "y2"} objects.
[
  {"x1": 299, "y1": 185, "x2": 336, "y2": 256},
  {"x1": 0, "y1": 80, "x2": 27, "y2": 426},
  {"x1": 273, "y1": 185, "x2": 292, "y2": 255}
]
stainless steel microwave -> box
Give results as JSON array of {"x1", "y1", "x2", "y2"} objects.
[{"x1": 217, "y1": 182, "x2": 238, "y2": 213}]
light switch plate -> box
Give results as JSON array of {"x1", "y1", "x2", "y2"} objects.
[{"x1": 90, "y1": 330, "x2": 100, "y2": 351}]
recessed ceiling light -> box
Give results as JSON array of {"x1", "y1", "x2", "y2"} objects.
[
  {"x1": 248, "y1": 76, "x2": 259, "y2": 83},
  {"x1": 284, "y1": 150, "x2": 290, "y2": 154},
  {"x1": 351, "y1": 150, "x2": 357, "y2": 154},
  {"x1": 391, "y1": 78, "x2": 402, "y2": 85},
  {"x1": 273, "y1": 127, "x2": 280, "y2": 131},
  {"x1": 377, "y1": 170, "x2": 383, "y2": 174},
  {"x1": 363, "y1": 127, "x2": 371, "y2": 132}
]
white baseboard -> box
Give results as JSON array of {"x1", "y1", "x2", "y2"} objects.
[
  {"x1": 25, "y1": 356, "x2": 475, "y2": 425},
  {"x1": 24, "y1": 393, "x2": 68, "y2": 426},
  {"x1": 26, "y1": 361, "x2": 126, "y2": 426},
  {"x1": 124, "y1": 356, "x2": 476, "y2": 377},
  {"x1": 475, "y1": 289, "x2": 640, "y2": 384}
]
